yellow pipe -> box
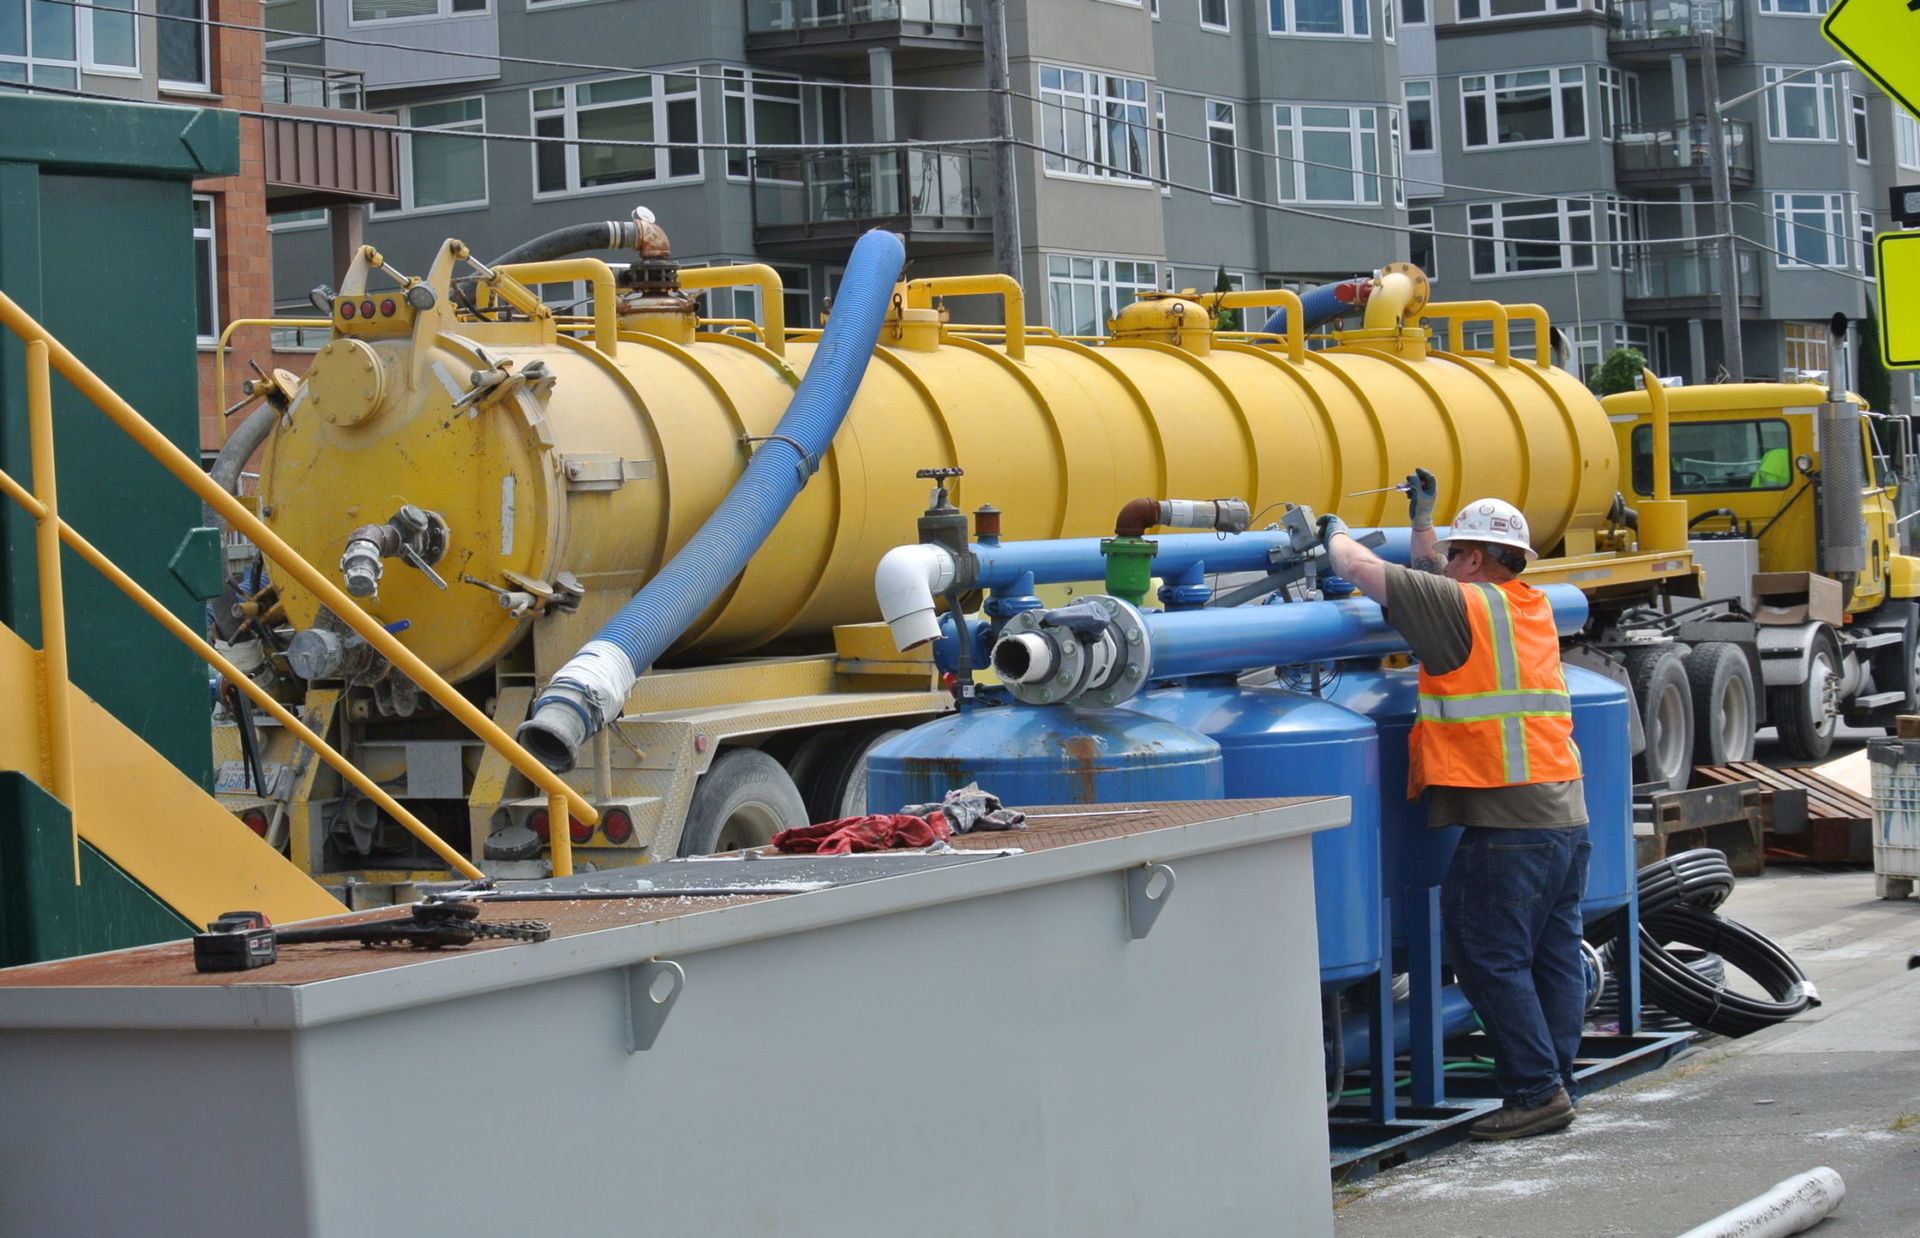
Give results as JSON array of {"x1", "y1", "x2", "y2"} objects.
[
  {"x1": 903, "y1": 275, "x2": 1026, "y2": 361},
  {"x1": 27, "y1": 341, "x2": 78, "y2": 881},
  {"x1": 1636, "y1": 367, "x2": 1688, "y2": 555},
  {"x1": 547, "y1": 789, "x2": 572, "y2": 878},
  {"x1": 1211, "y1": 288, "x2": 1306, "y2": 362},
  {"x1": 1647, "y1": 367, "x2": 1671, "y2": 503},
  {"x1": 492, "y1": 259, "x2": 618, "y2": 357},
  {"x1": 697, "y1": 317, "x2": 767, "y2": 342},
  {"x1": 0, "y1": 291, "x2": 598, "y2": 839},
  {"x1": 0, "y1": 465, "x2": 486, "y2": 880},
  {"x1": 1423, "y1": 300, "x2": 1511, "y2": 367},
  {"x1": 679, "y1": 264, "x2": 786, "y2": 358},
  {"x1": 213, "y1": 318, "x2": 329, "y2": 449},
  {"x1": 1506, "y1": 304, "x2": 1555, "y2": 369},
  {"x1": 1362, "y1": 271, "x2": 1415, "y2": 331}
]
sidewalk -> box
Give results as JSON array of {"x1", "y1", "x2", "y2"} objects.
[{"x1": 1332, "y1": 869, "x2": 1920, "y2": 1237}]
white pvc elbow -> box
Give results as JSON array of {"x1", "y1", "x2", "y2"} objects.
[{"x1": 874, "y1": 543, "x2": 958, "y2": 651}]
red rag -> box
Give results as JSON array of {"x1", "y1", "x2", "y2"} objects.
[{"x1": 772, "y1": 813, "x2": 951, "y2": 855}]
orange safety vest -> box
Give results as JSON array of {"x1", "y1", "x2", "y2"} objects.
[{"x1": 1408, "y1": 580, "x2": 1582, "y2": 796}]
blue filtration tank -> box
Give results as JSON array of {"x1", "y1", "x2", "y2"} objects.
[
  {"x1": 866, "y1": 705, "x2": 1225, "y2": 811},
  {"x1": 1133, "y1": 681, "x2": 1382, "y2": 989},
  {"x1": 1328, "y1": 662, "x2": 1633, "y2": 943}
]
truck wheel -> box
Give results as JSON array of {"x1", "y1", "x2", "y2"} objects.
[
  {"x1": 1769, "y1": 642, "x2": 1840, "y2": 762},
  {"x1": 1626, "y1": 647, "x2": 1695, "y2": 794},
  {"x1": 677, "y1": 749, "x2": 809, "y2": 857},
  {"x1": 802, "y1": 727, "x2": 907, "y2": 823},
  {"x1": 1684, "y1": 642, "x2": 1757, "y2": 765}
]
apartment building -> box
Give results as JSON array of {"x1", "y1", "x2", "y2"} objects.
[
  {"x1": 0, "y1": 0, "x2": 401, "y2": 450},
  {"x1": 1402, "y1": 0, "x2": 1906, "y2": 398},
  {"x1": 263, "y1": 0, "x2": 1411, "y2": 336}
]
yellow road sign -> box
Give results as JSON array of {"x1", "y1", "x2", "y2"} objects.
[
  {"x1": 1825, "y1": 0, "x2": 1920, "y2": 121},
  {"x1": 1879, "y1": 232, "x2": 1920, "y2": 370}
]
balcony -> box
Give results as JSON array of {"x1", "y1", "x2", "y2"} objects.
[
  {"x1": 1613, "y1": 120, "x2": 1753, "y2": 188},
  {"x1": 751, "y1": 145, "x2": 993, "y2": 259},
  {"x1": 1623, "y1": 246, "x2": 1760, "y2": 315},
  {"x1": 1607, "y1": 0, "x2": 1744, "y2": 60},
  {"x1": 260, "y1": 63, "x2": 399, "y2": 212},
  {"x1": 745, "y1": 0, "x2": 982, "y2": 67}
]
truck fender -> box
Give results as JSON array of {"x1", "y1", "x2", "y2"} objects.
[
  {"x1": 1562, "y1": 643, "x2": 1647, "y2": 755},
  {"x1": 1756, "y1": 624, "x2": 1823, "y2": 687}
]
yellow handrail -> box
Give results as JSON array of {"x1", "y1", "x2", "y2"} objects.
[
  {"x1": 1208, "y1": 288, "x2": 1306, "y2": 362},
  {"x1": 491, "y1": 259, "x2": 618, "y2": 356},
  {"x1": 679, "y1": 264, "x2": 787, "y2": 358},
  {"x1": 213, "y1": 317, "x2": 329, "y2": 448},
  {"x1": 0, "y1": 464, "x2": 485, "y2": 880},
  {"x1": 25, "y1": 341, "x2": 78, "y2": 881},
  {"x1": 0, "y1": 290, "x2": 596, "y2": 876}
]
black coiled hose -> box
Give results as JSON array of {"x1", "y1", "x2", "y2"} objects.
[{"x1": 1585, "y1": 847, "x2": 1736, "y2": 942}]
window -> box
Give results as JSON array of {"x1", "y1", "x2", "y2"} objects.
[
  {"x1": 1400, "y1": 0, "x2": 1426, "y2": 22},
  {"x1": 769, "y1": 264, "x2": 812, "y2": 330},
  {"x1": 1154, "y1": 90, "x2": 1170, "y2": 194},
  {"x1": 724, "y1": 70, "x2": 802, "y2": 180},
  {"x1": 1458, "y1": 0, "x2": 1582, "y2": 19},
  {"x1": 1382, "y1": 0, "x2": 1394, "y2": 40},
  {"x1": 1047, "y1": 254, "x2": 1156, "y2": 337},
  {"x1": 1757, "y1": 0, "x2": 1828, "y2": 13},
  {"x1": 1631, "y1": 420, "x2": 1792, "y2": 495},
  {"x1": 1408, "y1": 206, "x2": 1436, "y2": 276},
  {"x1": 1207, "y1": 99, "x2": 1238, "y2": 197},
  {"x1": 84, "y1": 0, "x2": 137, "y2": 73},
  {"x1": 533, "y1": 73, "x2": 701, "y2": 197},
  {"x1": 1268, "y1": 0, "x2": 1369, "y2": 38},
  {"x1": 268, "y1": 207, "x2": 328, "y2": 230},
  {"x1": 376, "y1": 97, "x2": 486, "y2": 213},
  {"x1": 1200, "y1": 0, "x2": 1229, "y2": 29},
  {"x1": 156, "y1": 0, "x2": 207, "y2": 89},
  {"x1": 1150, "y1": 0, "x2": 1159, "y2": 16},
  {"x1": 192, "y1": 194, "x2": 217, "y2": 345},
  {"x1": 1604, "y1": 195, "x2": 1638, "y2": 272},
  {"x1": 1388, "y1": 108, "x2": 1404, "y2": 207},
  {"x1": 1899, "y1": 112, "x2": 1920, "y2": 170},
  {"x1": 1598, "y1": 66, "x2": 1639, "y2": 140},
  {"x1": 1851, "y1": 93, "x2": 1869, "y2": 160},
  {"x1": 352, "y1": 0, "x2": 485, "y2": 22},
  {"x1": 1783, "y1": 323, "x2": 1829, "y2": 377},
  {"x1": 264, "y1": 0, "x2": 319, "y2": 43},
  {"x1": 1468, "y1": 198, "x2": 1595, "y2": 276},
  {"x1": 270, "y1": 306, "x2": 331, "y2": 351},
  {"x1": 1274, "y1": 104, "x2": 1378, "y2": 204},
  {"x1": 1863, "y1": 211, "x2": 1877, "y2": 279},
  {"x1": 1039, "y1": 65, "x2": 1149, "y2": 182},
  {"x1": 0, "y1": 0, "x2": 77, "y2": 87},
  {"x1": 1771, "y1": 192, "x2": 1848, "y2": 268},
  {"x1": 1461, "y1": 67, "x2": 1586, "y2": 147},
  {"x1": 1763, "y1": 67, "x2": 1841, "y2": 142},
  {"x1": 1404, "y1": 80, "x2": 1433, "y2": 152}
]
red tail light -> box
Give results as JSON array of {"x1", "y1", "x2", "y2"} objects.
[
  {"x1": 529, "y1": 809, "x2": 550, "y2": 841},
  {"x1": 568, "y1": 814, "x2": 594, "y2": 845},
  {"x1": 602, "y1": 808, "x2": 634, "y2": 845},
  {"x1": 241, "y1": 809, "x2": 269, "y2": 837}
]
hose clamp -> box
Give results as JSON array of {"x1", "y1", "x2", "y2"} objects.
[{"x1": 740, "y1": 433, "x2": 820, "y2": 484}]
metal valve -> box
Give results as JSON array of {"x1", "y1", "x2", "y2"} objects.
[{"x1": 341, "y1": 504, "x2": 451, "y2": 599}]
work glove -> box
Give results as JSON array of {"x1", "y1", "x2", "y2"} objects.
[
  {"x1": 1407, "y1": 467, "x2": 1438, "y2": 531},
  {"x1": 1316, "y1": 513, "x2": 1350, "y2": 550}
]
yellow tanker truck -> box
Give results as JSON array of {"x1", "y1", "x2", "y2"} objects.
[{"x1": 209, "y1": 215, "x2": 1915, "y2": 892}]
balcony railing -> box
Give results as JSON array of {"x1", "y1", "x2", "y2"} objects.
[
  {"x1": 1613, "y1": 119, "x2": 1753, "y2": 183},
  {"x1": 747, "y1": 0, "x2": 980, "y2": 33},
  {"x1": 263, "y1": 61, "x2": 366, "y2": 112},
  {"x1": 1607, "y1": 0, "x2": 1744, "y2": 44},
  {"x1": 1624, "y1": 245, "x2": 1759, "y2": 303},
  {"x1": 752, "y1": 146, "x2": 989, "y2": 235}
]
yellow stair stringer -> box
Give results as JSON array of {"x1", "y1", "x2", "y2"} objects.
[{"x1": 0, "y1": 621, "x2": 344, "y2": 927}]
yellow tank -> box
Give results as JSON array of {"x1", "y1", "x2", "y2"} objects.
[{"x1": 261, "y1": 242, "x2": 1617, "y2": 686}]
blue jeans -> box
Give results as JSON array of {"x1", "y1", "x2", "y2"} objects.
[{"x1": 1442, "y1": 825, "x2": 1591, "y2": 1109}]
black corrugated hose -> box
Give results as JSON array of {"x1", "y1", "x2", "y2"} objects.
[{"x1": 1589, "y1": 848, "x2": 1818, "y2": 1038}]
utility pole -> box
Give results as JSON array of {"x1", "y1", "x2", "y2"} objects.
[
  {"x1": 1699, "y1": 31, "x2": 1743, "y2": 381},
  {"x1": 984, "y1": 0, "x2": 1022, "y2": 286}
]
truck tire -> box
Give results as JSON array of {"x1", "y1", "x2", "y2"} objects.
[
  {"x1": 1685, "y1": 642, "x2": 1757, "y2": 765},
  {"x1": 802, "y1": 727, "x2": 908, "y2": 822},
  {"x1": 677, "y1": 748, "x2": 809, "y2": 856},
  {"x1": 1626, "y1": 647, "x2": 1695, "y2": 794},
  {"x1": 1769, "y1": 640, "x2": 1840, "y2": 762}
]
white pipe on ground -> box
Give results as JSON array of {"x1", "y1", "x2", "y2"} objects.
[{"x1": 1672, "y1": 1167, "x2": 1846, "y2": 1238}]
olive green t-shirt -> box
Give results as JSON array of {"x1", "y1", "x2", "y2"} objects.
[{"x1": 1381, "y1": 563, "x2": 1589, "y2": 830}]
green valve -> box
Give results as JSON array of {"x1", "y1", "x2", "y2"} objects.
[{"x1": 1100, "y1": 536, "x2": 1158, "y2": 606}]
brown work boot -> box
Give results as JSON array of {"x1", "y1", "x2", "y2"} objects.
[{"x1": 1468, "y1": 1088, "x2": 1575, "y2": 1141}]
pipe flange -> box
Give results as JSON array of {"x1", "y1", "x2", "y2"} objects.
[
  {"x1": 1080, "y1": 595, "x2": 1153, "y2": 707},
  {"x1": 997, "y1": 608, "x2": 1086, "y2": 706}
]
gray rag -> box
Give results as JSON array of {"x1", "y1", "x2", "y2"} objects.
[{"x1": 900, "y1": 783, "x2": 1027, "y2": 833}]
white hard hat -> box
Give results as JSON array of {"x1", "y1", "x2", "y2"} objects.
[{"x1": 1434, "y1": 498, "x2": 1537, "y2": 560}]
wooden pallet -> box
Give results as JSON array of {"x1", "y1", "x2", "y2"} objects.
[{"x1": 1693, "y1": 761, "x2": 1872, "y2": 862}]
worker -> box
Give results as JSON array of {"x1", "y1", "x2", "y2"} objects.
[{"x1": 1318, "y1": 470, "x2": 1589, "y2": 1142}]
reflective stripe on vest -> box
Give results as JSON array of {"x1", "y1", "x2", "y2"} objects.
[{"x1": 1408, "y1": 580, "x2": 1581, "y2": 794}]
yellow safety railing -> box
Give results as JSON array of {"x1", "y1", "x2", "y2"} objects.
[
  {"x1": 213, "y1": 317, "x2": 328, "y2": 448},
  {"x1": 0, "y1": 291, "x2": 598, "y2": 880}
]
